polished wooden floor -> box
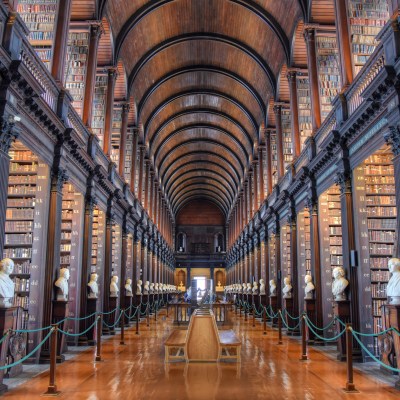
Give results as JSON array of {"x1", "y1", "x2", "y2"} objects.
[{"x1": 3, "y1": 310, "x2": 399, "y2": 399}]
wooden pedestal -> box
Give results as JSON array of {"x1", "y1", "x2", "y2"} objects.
[
  {"x1": 304, "y1": 299, "x2": 317, "y2": 345},
  {"x1": 82, "y1": 298, "x2": 98, "y2": 346},
  {"x1": 269, "y1": 296, "x2": 278, "y2": 327},
  {"x1": 0, "y1": 307, "x2": 17, "y2": 394},
  {"x1": 52, "y1": 300, "x2": 68, "y2": 363},
  {"x1": 333, "y1": 300, "x2": 350, "y2": 361},
  {"x1": 102, "y1": 297, "x2": 117, "y2": 335},
  {"x1": 284, "y1": 298, "x2": 300, "y2": 336},
  {"x1": 380, "y1": 304, "x2": 400, "y2": 389},
  {"x1": 121, "y1": 296, "x2": 132, "y2": 327}
]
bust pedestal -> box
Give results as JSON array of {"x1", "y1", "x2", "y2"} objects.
[
  {"x1": 52, "y1": 300, "x2": 68, "y2": 363},
  {"x1": 80, "y1": 298, "x2": 98, "y2": 346},
  {"x1": 284, "y1": 298, "x2": 300, "y2": 336},
  {"x1": 380, "y1": 304, "x2": 400, "y2": 389},
  {"x1": 0, "y1": 307, "x2": 17, "y2": 394},
  {"x1": 269, "y1": 296, "x2": 278, "y2": 327},
  {"x1": 304, "y1": 299, "x2": 318, "y2": 345},
  {"x1": 333, "y1": 300, "x2": 350, "y2": 361},
  {"x1": 121, "y1": 295, "x2": 132, "y2": 327}
]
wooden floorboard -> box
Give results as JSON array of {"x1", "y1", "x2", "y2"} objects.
[{"x1": 2, "y1": 311, "x2": 399, "y2": 399}]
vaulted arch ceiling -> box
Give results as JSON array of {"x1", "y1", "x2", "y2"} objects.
[{"x1": 104, "y1": 0, "x2": 303, "y2": 218}]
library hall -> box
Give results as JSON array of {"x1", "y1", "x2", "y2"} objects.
[{"x1": 0, "y1": 0, "x2": 400, "y2": 399}]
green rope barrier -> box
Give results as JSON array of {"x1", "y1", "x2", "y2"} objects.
[
  {"x1": 124, "y1": 306, "x2": 139, "y2": 320},
  {"x1": 280, "y1": 312, "x2": 302, "y2": 331},
  {"x1": 13, "y1": 326, "x2": 52, "y2": 333},
  {"x1": 305, "y1": 315, "x2": 337, "y2": 332},
  {"x1": 101, "y1": 307, "x2": 119, "y2": 316},
  {"x1": 351, "y1": 326, "x2": 400, "y2": 337},
  {"x1": 58, "y1": 318, "x2": 99, "y2": 337},
  {"x1": 0, "y1": 328, "x2": 54, "y2": 370},
  {"x1": 305, "y1": 318, "x2": 346, "y2": 342},
  {"x1": 283, "y1": 308, "x2": 302, "y2": 321},
  {"x1": 102, "y1": 310, "x2": 123, "y2": 328},
  {"x1": 252, "y1": 304, "x2": 264, "y2": 317},
  {"x1": 351, "y1": 329, "x2": 400, "y2": 373}
]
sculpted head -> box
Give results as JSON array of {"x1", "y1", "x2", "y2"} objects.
[
  {"x1": 305, "y1": 274, "x2": 312, "y2": 284},
  {"x1": 269, "y1": 279, "x2": 276, "y2": 286},
  {"x1": 60, "y1": 267, "x2": 70, "y2": 280},
  {"x1": 284, "y1": 276, "x2": 291, "y2": 285},
  {"x1": 333, "y1": 266, "x2": 345, "y2": 280},
  {"x1": 388, "y1": 258, "x2": 400, "y2": 273},
  {"x1": 90, "y1": 273, "x2": 98, "y2": 282},
  {"x1": 0, "y1": 258, "x2": 14, "y2": 275},
  {"x1": 126, "y1": 278, "x2": 132, "y2": 285},
  {"x1": 111, "y1": 275, "x2": 118, "y2": 283}
]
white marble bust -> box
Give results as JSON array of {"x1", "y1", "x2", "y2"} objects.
[
  {"x1": 110, "y1": 276, "x2": 119, "y2": 298},
  {"x1": 150, "y1": 282, "x2": 155, "y2": 294},
  {"x1": 387, "y1": 258, "x2": 400, "y2": 305},
  {"x1": 259, "y1": 279, "x2": 266, "y2": 295},
  {"x1": 242, "y1": 283, "x2": 246, "y2": 293},
  {"x1": 332, "y1": 267, "x2": 348, "y2": 301},
  {"x1": 154, "y1": 283, "x2": 159, "y2": 293},
  {"x1": 87, "y1": 273, "x2": 99, "y2": 299},
  {"x1": 304, "y1": 274, "x2": 315, "y2": 299},
  {"x1": 55, "y1": 267, "x2": 70, "y2": 301},
  {"x1": 136, "y1": 279, "x2": 143, "y2": 295},
  {"x1": 0, "y1": 258, "x2": 15, "y2": 308},
  {"x1": 269, "y1": 279, "x2": 277, "y2": 297},
  {"x1": 246, "y1": 282, "x2": 252, "y2": 294},
  {"x1": 125, "y1": 278, "x2": 133, "y2": 297},
  {"x1": 144, "y1": 280, "x2": 150, "y2": 294},
  {"x1": 282, "y1": 276, "x2": 292, "y2": 299},
  {"x1": 252, "y1": 281, "x2": 259, "y2": 294}
]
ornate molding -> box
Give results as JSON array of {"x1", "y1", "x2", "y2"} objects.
[
  {"x1": 384, "y1": 126, "x2": 400, "y2": 156},
  {"x1": 51, "y1": 167, "x2": 68, "y2": 192},
  {"x1": 0, "y1": 116, "x2": 18, "y2": 153},
  {"x1": 335, "y1": 170, "x2": 352, "y2": 195}
]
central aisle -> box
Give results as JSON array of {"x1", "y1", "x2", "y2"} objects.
[{"x1": 3, "y1": 310, "x2": 399, "y2": 399}]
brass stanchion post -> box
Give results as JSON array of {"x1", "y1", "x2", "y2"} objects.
[
  {"x1": 95, "y1": 316, "x2": 102, "y2": 362},
  {"x1": 300, "y1": 315, "x2": 308, "y2": 361},
  {"x1": 146, "y1": 303, "x2": 150, "y2": 327},
  {"x1": 278, "y1": 310, "x2": 283, "y2": 344},
  {"x1": 43, "y1": 325, "x2": 60, "y2": 396},
  {"x1": 252, "y1": 306, "x2": 256, "y2": 327},
  {"x1": 263, "y1": 307, "x2": 267, "y2": 335},
  {"x1": 136, "y1": 307, "x2": 140, "y2": 335},
  {"x1": 344, "y1": 324, "x2": 358, "y2": 393},
  {"x1": 120, "y1": 309, "x2": 125, "y2": 345}
]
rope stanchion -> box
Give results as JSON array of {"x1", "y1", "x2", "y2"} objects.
[
  {"x1": 278, "y1": 310, "x2": 283, "y2": 345},
  {"x1": 263, "y1": 307, "x2": 267, "y2": 335},
  {"x1": 300, "y1": 315, "x2": 308, "y2": 361},
  {"x1": 252, "y1": 306, "x2": 256, "y2": 327},
  {"x1": 344, "y1": 323, "x2": 359, "y2": 393},
  {"x1": 95, "y1": 316, "x2": 102, "y2": 362},
  {"x1": 146, "y1": 303, "x2": 150, "y2": 327},
  {"x1": 43, "y1": 325, "x2": 60, "y2": 396},
  {"x1": 120, "y1": 309, "x2": 125, "y2": 345},
  {"x1": 136, "y1": 305, "x2": 140, "y2": 335}
]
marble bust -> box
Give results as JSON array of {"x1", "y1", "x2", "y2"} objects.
[
  {"x1": 110, "y1": 276, "x2": 119, "y2": 297},
  {"x1": 246, "y1": 282, "x2": 252, "y2": 294},
  {"x1": 125, "y1": 278, "x2": 133, "y2": 297},
  {"x1": 0, "y1": 258, "x2": 15, "y2": 308},
  {"x1": 304, "y1": 274, "x2": 315, "y2": 299},
  {"x1": 387, "y1": 258, "x2": 400, "y2": 305},
  {"x1": 282, "y1": 276, "x2": 292, "y2": 299},
  {"x1": 144, "y1": 280, "x2": 150, "y2": 294},
  {"x1": 136, "y1": 279, "x2": 143, "y2": 295},
  {"x1": 242, "y1": 283, "x2": 247, "y2": 293},
  {"x1": 332, "y1": 267, "x2": 349, "y2": 301},
  {"x1": 252, "y1": 281, "x2": 258, "y2": 294},
  {"x1": 87, "y1": 273, "x2": 99, "y2": 299},
  {"x1": 259, "y1": 279, "x2": 266, "y2": 295},
  {"x1": 269, "y1": 279, "x2": 277, "y2": 297},
  {"x1": 150, "y1": 283, "x2": 155, "y2": 294},
  {"x1": 154, "y1": 283, "x2": 159, "y2": 293},
  {"x1": 55, "y1": 267, "x2": 70, "y2": 301}
]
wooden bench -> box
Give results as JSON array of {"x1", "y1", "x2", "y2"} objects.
[
  {"x1": 164, "y1": 329, "x2": 187, "y2": 362},
  {"x1": 218, "y1": 330, "x2": 241, "y2": 362}
]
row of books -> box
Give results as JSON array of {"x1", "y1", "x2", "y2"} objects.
[
  {"x1": 5, "y1": 221, "x2": 33, "y2": 232},
  {"x1": 4, "y1": 233, "x2": 33, "y2": 245},
  {"x1": 369, "y1": 243, "x2": 394, "y2": 255},
  {"x1": 366, "y1": 206, "x2": 396, "y2": 217},
  {"x1": 6, "y1": 208, "x2": 34, "y2": 220},
  {"x1": 14, "y1": 278, "x2": 30, "y2": 292},
  {"x1": 3, "y1": 247, "x2": 32, "y2": 258},
  {"x1": 368, "y1": 230, "x2": 395, "y2": 242}
]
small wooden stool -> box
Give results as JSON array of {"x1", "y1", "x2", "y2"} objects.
[{"x1": 164, "y1": 330, "x2": 187, "y2": 362}]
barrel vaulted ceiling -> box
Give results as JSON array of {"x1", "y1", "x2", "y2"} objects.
[{"x1": 102, "y1": 0, "x2": 306, "y2": 218}]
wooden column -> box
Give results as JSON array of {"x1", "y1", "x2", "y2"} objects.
[
  {"x1": 120, "y1": 219, "x2": 128, "y2": 308},
  {"x1": 248, "y1": 172, "x2": 253, "y2": 218},
  {"x1": 130, "y1": 129, "x2": 139, "y2": 195},
  {"x1": 304, "y1": 28, "x2": 321, "y2": 131},
  {"x1": 149, "y1": 171, "x2": 154, "y2": 219},
  {"x1": 307, "y1": 197, "x2": 323, "y2": 329},
  {"x1": 132, "y1": 233, "x2": 141, "y2": 288},
  {"x1": 78, "y1": 195, "x2": 96, "y2": 341},
  {"x1": 118, "y1": 103, "x2": 130, "y2": 177},
  {"x1": 147, "y1": 246, "x2": 153, "y2": 283},
  {"x1": 144, "y1": 160, "x2": 150, "y2": 211},
  {"x1": 334, "y1": 0, "x2": 353, "y2": 88},
  {"x1": 102, "y1": 208, "x2": 114, "y2": 315},
  {"x1": 254, "y1": 238, "x2": 261, "y2": 281},
  {"x1": 265, "y1": 130, "x2": 273, "y2": 194},
  {"x1": 141, "y1": 241, "x2": 148, "y2": 284},
  {"x1": 103, "y1": 68, "x2": 117, "y2": 157},
  {"x1": 288, "y1": 213, "x2": 299, "y2": 319},
  {"x1": 82, "y1": 22, "x2": 102, "y2": 127},
  {"x1": 51, "y1": 0, "x2": 72, "y2": 84},
  {"x1": 273, "y1": 105, "x2": 284, "y2": 179},
  {"x1": 248, "y1": 244, "x2": 253, "y2": 282},
  {"x1": 258, "y1": 147, "x2": 265, "y2": 205},
  {"x1": 274, "y1": 227, "x2": 282, "y2": 308},
  {"x1": 137, "y1": 145, "x2": 145, "y2": 204},
  {"x1": 253, "y1": 162, "x2": 258, "y2": 212},
  {"x1": 287, "y1": 71, "x2": 301, "y2": 158},
  {"x1": 40, "y1": 167, "x2": 67, "y2": 360}
]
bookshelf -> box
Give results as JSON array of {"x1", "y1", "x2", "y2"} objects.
[
  {"x1": 296, "y1": 76, "x2": 312, "y2": 150},
  {"x1": 17, "y1": 0, "x2": 58, "y2": 70},
  {"x1": 91, "y1": 73, "x2": 108, "y2": 148},
  {"x1": 319, "y1": 185, "x2": 343, "y2": 336},
  {"x1": 297, "y1": 209, "x2": 311, "y2": 306},
  {"x1": 110, "y1": 105, "x2": 122, "y2": 165},
  {"x1": 281, "y1": 224, "x2": 291, "y2": 280},
  {"x1": 270, "y1": 132, "x2": 278, "y2": 187},
  {"x1": 354, "y1": 145, "x2": 396, "y2": 357},
  {"x1": 112, "y1": 223, "x2": 122, "y2": 279},
  {"x1": 64, "y1": 29, "x2": 90, "y2": 118},
  {"x1": 125, "y1": 233, "x2": 133, "y2": 286},
  {"x1": 281, "y1": 108, "x2": 293, "y2": 169},
  {"x1": 315, "y1": 34, "x2": 341, "y2": 122},
  {"x1": 347, "y1": 0, "x2": 389, "y2": 76},
  {"x1": 5, "y1": 140, "x2": 49, "y2": 364},
  {"x1": 91, "y1": 206, "x2": 105, "y2": 309},
  {"x1": 268, "y1": 232, "x2": 277, "y2": 284},
  {"x1": 61, "y1": 183, "x2": 84, "y2": 339},
  {"x1": 124, "y1": 128, "x2": 133, "y2": 182}
]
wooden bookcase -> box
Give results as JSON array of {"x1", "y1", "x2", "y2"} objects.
[
  {"x1": 64, "y1": 28, "x2": 90, "y2": 118},
  {"x1": 281, "y1": 224, "x2": 291, "y2": 280},
  {"x1": 315, "y1": 33, "x2": 341, "y2": 122},
  {"x1": 281, "y1": 108, "x2": 293, "y2": 169},
  {"x1": 270, "y1": 132, "x2": 278, "y2": 187},
  {"x1": 17, "y1": 0, "x2": 58, "y2": 70},
  {"x1": 268, "y1": 233, "x2": 277, "y2": 284},
  {"x1": 354, "y1": 145, "x2": 396, "y2": 357},
  {"x1": 92, "y1": 206, "x2": 106, "y2": 310},
  {"x1": 5, "y1": 140, "x2": 49, "y2": 364},
  {"x1": 347, "y1": 0, "x2": 389, "y2": 76},
  {"x1": 112, "y1": 223, "x2": 122, "y2": 279},
  {"x1": 61, "y1": 183, "x2": 84, "y2": 339},
  {"x1": 319, "y1": 185, "x2": 343, "y2": 337},
  {"x1": 297, "y1": 209, "x2": 311, "y2": 308},
  {"x1": 110, "y1": 105, "x2": 122, "y2": 165},
  {"x1": 296, "y1": 76, "x2": 312, "y2": 150},
  {"x1": 124, "y1": 128, "x2": 133, "y2": 182},
  {"x1": 91, "y1": 72, "x2": 108, "y2": 148}
]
